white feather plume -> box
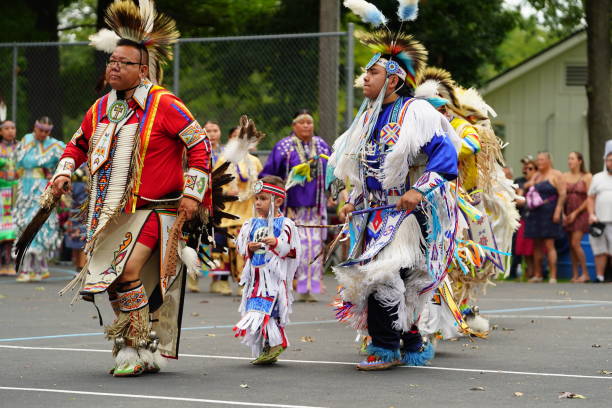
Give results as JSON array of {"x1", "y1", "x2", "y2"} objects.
[
  {"x1": 414, "y1": 79, "x2": 441, "y2": 99},
  {"x1": 397, "y1": 0, "x2": 419, "y2": 21},
  {"x1": 89, "y1": 28, "x2": 120, "y2": 53},
  {"x1": 0, "y1": 101, "x2": 7, "y2": 123},
  {"x1": 179, "y1": 245, "x2": 201, "y2": 280},
  {"x1": 344, "y1": 0, "x2": 388, "y2": 27},
  {"x1": 354, "y1": 72, "x2": 366, "y2": 88}
]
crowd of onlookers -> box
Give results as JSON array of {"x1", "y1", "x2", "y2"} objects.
[{"x1": 506, "y1": 142, "x2": 612, "y2": 283}]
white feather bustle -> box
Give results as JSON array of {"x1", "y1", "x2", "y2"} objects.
[
  {"x1": 466, "y1": 314, "x2": 490, "y2": 333},
  {"x1": 89, "y1": 29, "x2": 120, "y2": 54},
  {"x1": 114, "y1": 346, "x2": 141, "y2": 366}
]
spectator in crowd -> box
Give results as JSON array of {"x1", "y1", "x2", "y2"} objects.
[
  {"x1": 524, "y1": 152, "x2": 566, "y2": 283},
  {"x1": 562, "y1": 152, "x2": 591, "y2": 282},
  {"x1": 587, "y1": 142, "x2": 612, "y2": 283},
  {"x1": 13, "y1": 116, "x2": 65, "y2": 282},
  {"x1": 202, "y1": 120, "x2": 232, "y2": 295},
  {"x1": 510, "y1": 156, "x2": 536, "y2": 279},
  {"x1": 260, "y1": 109, "x2": 331, "y2": 302},
  {"x1": 0, "y1": 118, "x2": 18, "y2": 275},
  {"x1": 214, "y1": 125, "x2": 263, "y2": 296}
]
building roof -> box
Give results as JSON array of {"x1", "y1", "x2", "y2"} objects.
[{"x1": 481, "y1": 29, "x2": 586, "y2": 95}]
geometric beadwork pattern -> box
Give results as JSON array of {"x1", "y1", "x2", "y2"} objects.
[
  {"x1": 179, "y1": 120, "x2": 206, "y2": 150},
  {"x1": 117, "y1": 284, "x2": 148, "y2": 312}
]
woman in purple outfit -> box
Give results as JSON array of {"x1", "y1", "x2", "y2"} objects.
[{"x1": 260, "y1": 110, "x2": 331, "y2": 302}]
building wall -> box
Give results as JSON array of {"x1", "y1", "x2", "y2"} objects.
[{"x1": 483, "y1": 40, "x2": 589, "y2": 174}]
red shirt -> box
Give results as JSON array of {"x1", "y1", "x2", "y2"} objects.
[{"x1": 63, "y1": 85, "x2": 211, "y2": 210}]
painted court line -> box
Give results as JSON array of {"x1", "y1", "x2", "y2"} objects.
[
  {"x1": 485, "y1": 297, "x2": 612, "y2": 305},
  {"x1": 0, "y1": 387, "x2": 327, "y2": 408},
  {"x1": 487, "y1": 314, "x2": 612, "y2": 320},
  {"x1": 0, "y1": 304, "x2": 602, "y2": 343},
  {"x1": 480, "y1": 303, "x2": 600, "y2": 314},
  {"x1": 0, "y1": 319, "x2": 338, "y2": 343},
  {"x1": 2, "y1": 345, "x2": 611, "y2": 381}
]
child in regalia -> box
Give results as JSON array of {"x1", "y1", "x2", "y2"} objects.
[{"x1": 233, "y1": 175, "x2": 301, "y2": 364}]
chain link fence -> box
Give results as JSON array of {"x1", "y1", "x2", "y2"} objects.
[{"x1": 0, "y1": 27, "x2": 356, "y2": 151}]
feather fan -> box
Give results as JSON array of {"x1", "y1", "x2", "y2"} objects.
[{"x1": 222, "y1": 115, "x2": 266, "y2": 164}]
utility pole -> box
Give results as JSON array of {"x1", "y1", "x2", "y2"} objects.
[
  {"x1": 584, "y1": 0, "x2": 612, "y2": 172},
  {"x1": 318, "y1": 0, "x2": 340, "y2": 144}
]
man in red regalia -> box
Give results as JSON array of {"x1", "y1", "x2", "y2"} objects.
[{"x1": 46, "y1": 0, "x2": 214, "y2": 377}]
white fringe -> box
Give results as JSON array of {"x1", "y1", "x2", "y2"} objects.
[
  {"x1": 138, "y1": 348, "x2": 167, "y2": 369},
  {"x1": 382, "y1": 99, "x2": 461, "y2": 190}
]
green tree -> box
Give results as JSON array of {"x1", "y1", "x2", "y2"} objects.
[{"x1": 527, "y1": 0, "x2": 611, "y2": 172}]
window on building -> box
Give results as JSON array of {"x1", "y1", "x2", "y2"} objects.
[{"x1": 565, "y1": 64, "x2": 587, "y2": 86}]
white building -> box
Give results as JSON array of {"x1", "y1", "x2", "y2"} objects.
[{"x1": 481, "y1": 30, "x2": 592, "y2": 172}]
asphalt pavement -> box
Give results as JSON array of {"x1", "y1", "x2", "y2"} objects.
[{"x1": 1, "y1": 268, "x2": 611, "y2": 408}]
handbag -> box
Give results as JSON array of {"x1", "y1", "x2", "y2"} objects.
[{"x1": 526, "y1": 186, "x2": 557, "y2": 210}]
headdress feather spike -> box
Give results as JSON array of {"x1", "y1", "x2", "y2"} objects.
[
  {"x1": 89, "y1": 0, "x2": 179, "y2": 85},
  {"x1": 343, "y1": 0, "x2": 388, "y2": 27},
  {"x1": 397, "y1": 0, "x2": 419, "y2": 22}
]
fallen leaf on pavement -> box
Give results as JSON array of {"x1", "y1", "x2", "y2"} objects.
[
  {"x1": 470, "y1": 387, "x2": 485, "y2": 391},
  {"x1": 491, "y1": 324, "x2": 499, "y2": 330},
  {"x1": 34, "y1": 286, "x2": 45, "y2": 291},
  {"x1": 502, "y1": 327, "x2": 514, "y2": 331},
  {"x1": 199, "y1": 300, "x2": 209, "y2": 304},
  {"x1": 592, "y1": 344, "x2": 601, "y2": 348},
  {"x1": 206, "y1": 334, "x2": 216, "y2": 337},
  {"x1": 191, "y1": 312, "x2": 200, "y2": 317},
  {"x1": 300, "y1": 336, "x2": 315, "y2": 342},
  {"x1": 558, "y1": 392, "x2": 586, "y2": 399},
  {"x1": 514, "y1": 392, "x2": 524, "y2": 397},
  {"x1": 240, "y1": 384, "x2": 249, "y2": 389},
  {"x1": 599, "y1": 370, "x2": 612, "y2": 375}
]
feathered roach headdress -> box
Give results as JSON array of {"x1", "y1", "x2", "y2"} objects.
[
  {"x1": 453, "y1": 87, "x2": 497, "y2": 123},
  {"x1": 89, "y1": 0, "x2": 179, "y2": 85},
  {"x1": 414, "y1": 67, "x2": 460, "y2": 109},
  {"x1": 345, "y1": 0, "x2": 427, "y2": 90}
]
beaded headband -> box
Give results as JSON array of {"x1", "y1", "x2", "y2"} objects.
[
  {"x1": 253, "y1": 180, "x2": 286, "y2": 199},
  {"x1": 292, "y1": 113, "x2": 314, "y2": 125}
]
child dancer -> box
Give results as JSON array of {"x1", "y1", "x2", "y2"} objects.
[{"x1": 233, "y1": 176, "x2": 301, "y2": 364}]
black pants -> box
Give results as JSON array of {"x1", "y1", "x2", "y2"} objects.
[
  {"x1": 367, "y1": 288, "x2": 422, "y2": 352},
  {"x1": 366, "y1": 210, "x2": 428, "y2": 352}
]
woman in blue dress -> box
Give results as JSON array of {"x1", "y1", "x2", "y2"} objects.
[{"x1": 14, "y1": 117, "x2": 65, "y2": 282}]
